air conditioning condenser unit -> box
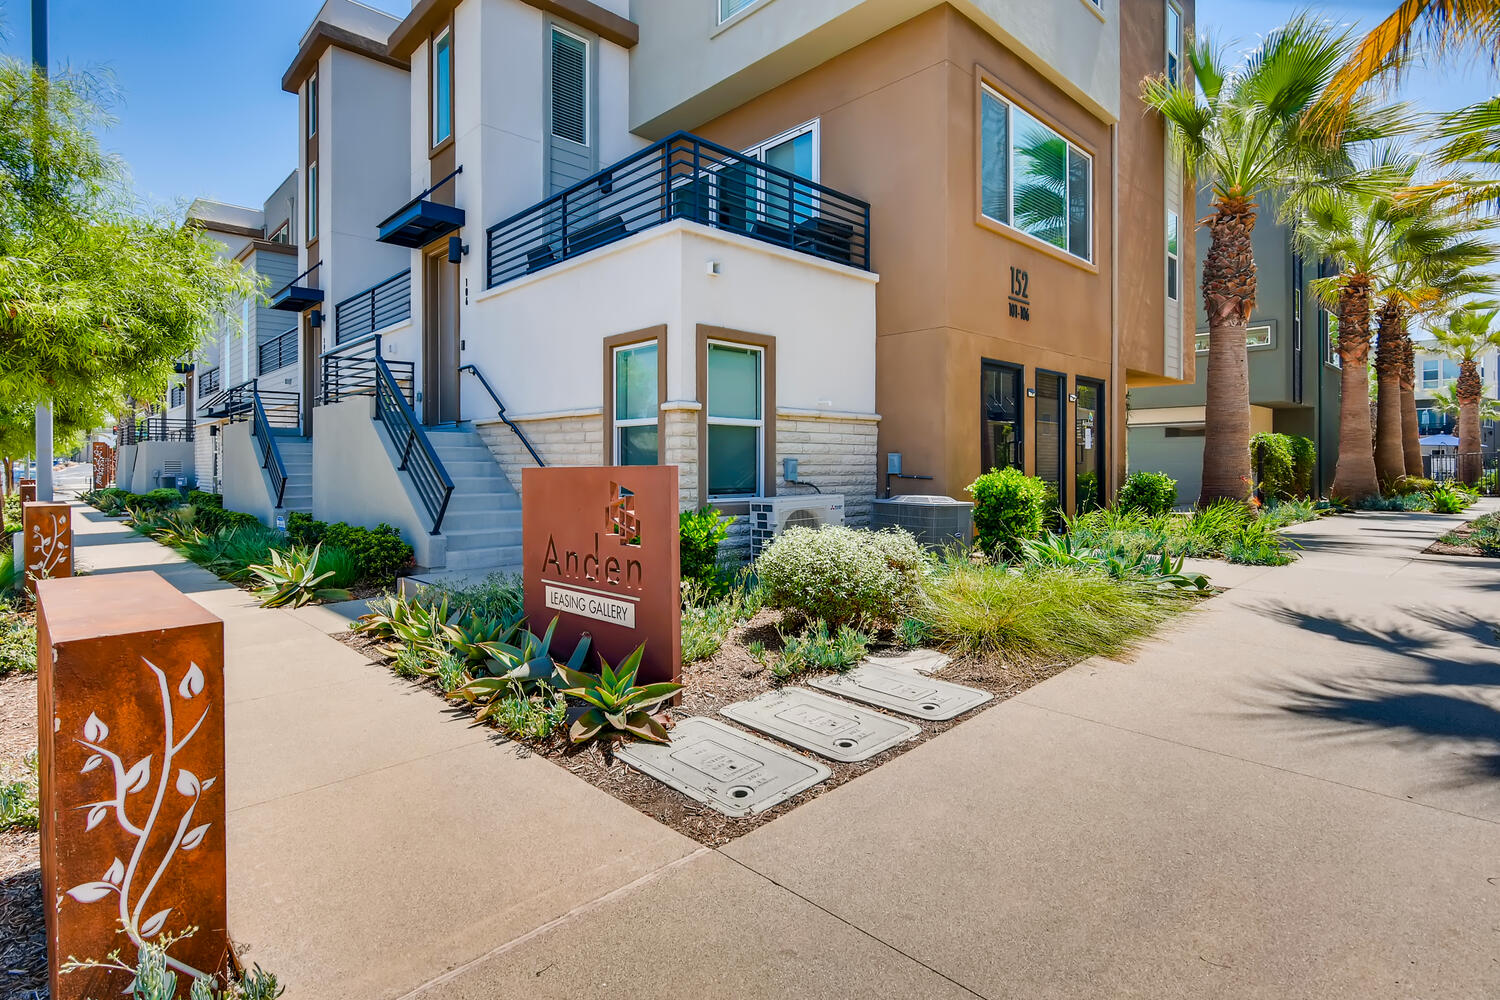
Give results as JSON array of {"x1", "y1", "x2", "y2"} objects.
[{"x1": 749, "y1": 494, "x2": 844, "y2": 558}]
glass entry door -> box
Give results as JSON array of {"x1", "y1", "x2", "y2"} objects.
[
  {"x1": 1075, "y1": 378, "x2": 1105, "y2": 511},
  {"x1": 981, "y1": 361, "x2": 1022, "y2": 472},
  {"x1": 1035, "y1": 370, "x2": 1065, "y2": 506}
]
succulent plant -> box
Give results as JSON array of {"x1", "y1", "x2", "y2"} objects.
[
  {"x1": 248, "y1": 543, "x2": 355, "y2": 609},
  {"x1": 557, "y1": 643, "x2": 681, "y2": 746}
]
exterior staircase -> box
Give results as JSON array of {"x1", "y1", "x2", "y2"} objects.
[
  {"x1": 427, "y1": 425, "x2": 523, "y2": 572},
  {"x1": 273, "y1": 435, "x2": 314, "y2": 516}
]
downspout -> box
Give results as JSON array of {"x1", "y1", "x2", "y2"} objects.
[{"x1": 1110, "y1": 122, "x2": 1121, "y2": 497}]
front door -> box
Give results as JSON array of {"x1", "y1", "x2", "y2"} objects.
[
  {"x1": 423, "y1": 244, "x2": 460, "y2": 425},
  {"x1": 301, "y1": 312, "x2": 318, "y2": 434}
]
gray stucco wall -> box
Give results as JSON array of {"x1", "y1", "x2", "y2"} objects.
[
  {"x1": 1126, "y1": 427, "x2": 1202, "y2": 508},
  {"x1": 114, "y1": 445, "x2": 137, "y2": 491},
  {"x1": 128, "y1": 441, "x2": 197, "y2": 494},
  {"x1": 221, "y1": 422, "x2": 276, "y2": 526}
]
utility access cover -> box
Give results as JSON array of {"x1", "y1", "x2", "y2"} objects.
[
  {"x1": 721, "y1": 688, "x2": 921, "y2": 763},
  {"x1": 865, "y1": 648, "x2": 951, "y2": 675},
  {"x1": 809, "y1": 664, "x2": 992, "y2": 721},
  {"x1": 615, "y1": 717, "x2": 831, "y2": 817}
]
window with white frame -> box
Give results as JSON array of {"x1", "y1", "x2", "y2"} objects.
[
  {"x1": 613, "y1": 342, "x2": 658, "y2": 465},
  {"x1": 980, "y1": 86, "x2": 1092, "y2": 261},
  {"x1": 719, "y1": 0, "x2": 761, "y2": 24},
  {"x1": 706, "y1": 342, "x2": 763, "y2": 497},
  {"x1": 1195, "y1": 325, "x2": 1271, "y2": 352},
  {"x1": 1166, "y1": 4, "x2": 1182, "y2": 85},
  {"x1": 1166, "y1": 211, "x2": 1180, "y2": 301}
]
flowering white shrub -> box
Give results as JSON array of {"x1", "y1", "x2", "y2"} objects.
[{"x1": 754, "y1": 526, "x2": 926, "y2": 626}]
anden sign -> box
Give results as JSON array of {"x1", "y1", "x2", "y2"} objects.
[{"x1": 522, "y1": 466, "x2": 681, "y2": 686}]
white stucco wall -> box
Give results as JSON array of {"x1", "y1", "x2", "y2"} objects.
[
  {"x1": 128, "y1": 441, "x2": 197, "y2": 494},
  {"x1": 221, "y1": 423, "x2": 276, "y2": 526}
]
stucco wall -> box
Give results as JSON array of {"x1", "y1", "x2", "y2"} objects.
[
  {"x1": 220, "y1": 423, "x2": 275, "y2": 526},
  {"x1": 128, "y1": 442, "x2": 196, "y2": 494},
  {"x1": 113, "y1": 445, "x2": 137, "y2": 491}
]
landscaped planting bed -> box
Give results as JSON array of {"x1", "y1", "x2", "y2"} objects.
[
  {"x1": 1426, "y1": 510, "x2": 1500, "y2": 558},
  {"x1": 0, "y1": 598, "x2": 43, "y2": 998}
]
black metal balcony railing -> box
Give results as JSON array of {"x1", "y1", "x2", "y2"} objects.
[
  {"x1": 321, "y1": 334, "x2": 415, "y2": 409},
  {"x1": 199, "y1": 379, "x2": 300, "y2": 431},
  {"x1": 485, "y1": 131, "x2": 871, "y2": 288},
  {"x1": 198, "y1": 367, "x2": 221, "y2": 398},
  {"x1": 334, "y1": 269, "x2": 412, "y2": 345},
  {"x1": 123, "y1": 413, "x2": 195, "y2": 444},
  {"x1": 169, "y1": 385, "x2": 186, "y2": 409},
  {"x1": 258, "y1": 327, "x2": 299, "y2": 375}
]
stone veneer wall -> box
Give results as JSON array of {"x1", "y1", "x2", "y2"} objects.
[
  {"x1": 477, "y1": 412, "x2": 602, "y2": 497},
  {"x1": 661, "y1": 405, "x2": 699, "y2": 511}
]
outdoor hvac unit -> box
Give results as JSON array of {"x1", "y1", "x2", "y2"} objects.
[
  {"x1": 749, "y1": 494, "x2": 845, "y2": 557},
  {"x1": 156, "y1": 460, "x2": 184, "y2": 491},
  {"x1": 872, "y1": 495, "x2": 974, "y2": 549}
]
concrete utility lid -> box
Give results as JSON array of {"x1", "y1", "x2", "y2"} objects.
[
  {"x1": 720, "y1": 688, "x2": 921, "y2": 763},
  {"x1": 809, "y1": 664, "x2": 993, "y2": 721},
  {"x1": 864, "y1": 648, "x2": 951, "y2": 675},
  {"x1": 615, "y1": 717, "x2": 831, "y2": 817}
]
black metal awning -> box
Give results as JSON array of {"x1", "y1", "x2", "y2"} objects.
[
  {"x1": 269, "y1": 260, "x2": 324, "y2": 312},
  {"x1": 377, "y1": 166, "x2": 465, "y2": 248}
]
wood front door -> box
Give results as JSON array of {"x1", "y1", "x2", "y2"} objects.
[{"x1": 423, "y1": 244, "x2": 460, "y2": 426}]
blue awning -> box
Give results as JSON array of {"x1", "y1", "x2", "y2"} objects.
[
  {"x1": 378, "y1": 199, "x2": 465, "y2": 248},
  {"x1": 1420, "y1": 434, "x2": 1461, "y2": 446},
  {"x1": 270, "y1": 283, "x2": 324, "y2": 312}
]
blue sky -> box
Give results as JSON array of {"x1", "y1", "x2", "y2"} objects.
[{"x1": 1, "y1": 0, "x2": 1495, "y2": 211}]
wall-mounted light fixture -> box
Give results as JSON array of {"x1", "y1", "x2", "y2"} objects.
[
  {"x1": 309, "y1": 310, "x2": 323, "y2": 329},
  {"x1": 448, "y1": 235, "x2": 469, "y2": 263},
  {"x1": 1026, "y1": 387, "x2": 1037, "y2": 398}
]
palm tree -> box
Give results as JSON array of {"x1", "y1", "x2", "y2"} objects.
[
  {"x1": 1429, "y1": 381, "x2": 1500, "y2": 422},
  {"x1": 1401, "y1": 336, "x2": 1424, "y2": 475},
  {"x1": 1143, "y1": 16, "x2": 1405, "y2": 505},
  {"x1": 1328, "y1": 2, "x2": 1500, "y2": 105},
  {"x1": 1432, "y1": 304, "x2": 1500, "y2": 482}
]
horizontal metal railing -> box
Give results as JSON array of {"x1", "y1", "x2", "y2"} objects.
[
  {"x1": 199, "y1": 379, "x2": 300, "y2": 430},
  {"x1": 198, "y1": 367, "x2": 221, "y2": 398},
  {"x1": 252, "y1": 390, "x2": 289, "y2": 508},
  {"x1": 374, "y1": 355, "x2": 453, "y2": 533},
  {"x1": 170, "y1": 385, "x2": 186, "y2": 409},
  {"x1": 1426, "y1": 451, "x2": 1500, "y2": 494},
  {"x1": 320, "y1": 334, "x2": 415, "y2": 408},
  {"x1": 126, "y1": 413, "x2": 194, "y2": 443},
  {"x1": 334, "y1": 269, "x2": 412, "y2": 345},
  {"x1": 486, "y1": 131, "x2": 871, "y2": 288},
  {"x1": 258, "y1": 327, "x2": 299, "y2": 375}
]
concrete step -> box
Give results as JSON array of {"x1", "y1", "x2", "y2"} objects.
[
  {"x1": 444, "y1": 544, "x2": 523, "y2": 572},
  {"x1": 442, "y1": 526, "x2": 523, "y2": 551},
  {"x1": 430, "y1": 445, "x2": 498, "y2": 463},
  {"x1": 444, "y1": 492, "x2": 520, "y2": 513},
  {"x1": 440, "y1": 459, "x2": 511, "y2": 478},
  {"x1": 440, "y1": 508, "x2": 523, "y2": 532},
  {"x1": 448, "y1": 474, "x2": 516, "y2": 493}
]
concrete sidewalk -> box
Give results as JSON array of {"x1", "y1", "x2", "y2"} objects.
[{"x1": 71, "y1": 502, "x2": 1500, "y2": 999}]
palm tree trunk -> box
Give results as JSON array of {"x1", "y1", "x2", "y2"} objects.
[
  {"x1": 1198, "y1": 198, "x2": 1257, "y2": 506},
  {"x1": 1399, "y1": 333, "x2": 1423, "y2": 476},
  {"x1": 1457, "y1": 358, "x2": 1483, "y2": 483},
  {"x1": 1373, "y1": 297, "x2": 1406, "y2": 486},
  {"x1": 1330, "y1": 276, "x2": 1382, "y2": 501}
]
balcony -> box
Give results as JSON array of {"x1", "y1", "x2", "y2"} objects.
[
  {"x1": 485, "y1": 131, "x2": 871, "y2": 289},
  {"x1": 258, "y1": 327, "x2": 299, "y2": 375},
  {"x1": 334, "y1": 269, "x2": 412, "y2": 345},
  {"x1": 270, "y1": 261, "x2": 324, "y2": 312},
  {"x1": 198, "y1": 367, "x2": 221, "y2": 398}
]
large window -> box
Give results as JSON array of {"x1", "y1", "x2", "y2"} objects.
[
  {"x1": 980, "y1": 86, "x2": 1093, "y2": 261},
  {"x1": 613, "y1": 343, "x2": 658, "y2": 465},
  {"x1": 1195, "y1": 325, "x2": 1271, "y2": 352},
  {"x1": 1166, "y1": 4, "x2": 1183, "y2": 85},
  {"x1": 1075, "y1": 378, "x2": 1105, "y2": 512},
  {"x1": 432, "y1": 29, "x2": 453, "y2": 147},
  {"x1": 1166, "y1": 211, "x2": 1180, "y2": 301},
  {"x1": 706, "y1": 342, "x2": 763, "y2": 497},
  {"x1": 306, "y1": 161, "x2": 318, "y2": 241},
  {"x1": 306, "y1": 73, "x2": 318, "y2": 137},
  {"x1": 981, "y1": 361, "x2": 1023, "y2": 472},
  {"x1": 1422, "y1": 359, "x2": 1461, "y2": 387}
]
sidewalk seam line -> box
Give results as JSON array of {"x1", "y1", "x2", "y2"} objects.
[
  {"x1": 1011, "y1": 700, "x2": 1500, "y2": 828},
  {"x1": 716, "y1": 852, "x2": 992, "y2": 1000},
  {"x1": 391, "y1": 847, "x2": 712, "y2": 998}
]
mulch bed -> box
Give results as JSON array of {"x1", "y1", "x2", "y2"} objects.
[
  {"x1": 337, "y1": 606, "x2": 1186, "y2": 848},
  {"x1": 0, "y1": 670, "x2": 44, "y2": 1000},
  {"x1": 1423, "y1": 515, "x2": 1500, "y2": 559}
]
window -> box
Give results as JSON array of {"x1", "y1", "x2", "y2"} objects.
[
  {"x1": 306, "y1": 161, "x2": 318, "y2": 241},
  {"x1": 613, "y1": 343, "x2": 658, "y2": 465},
  {"x1": 980, "y1": 86, "x2": 1093, "y2": 261},
  {"x1": 550, "y1": 27, "x2": 588, "y2": 146},
  {"x1": 1075, "y1": 378, "x2": 1105, "y2": 512},
  {"x1": 1443, "y1": 359, "x2": 1460, "y2": 381},
  {"x1": 1195, "y1": 325, "x2": 1271, "y2": 352},
  {"x1": 268, "y1": 221, "x2": 289, "y2": 244},
  {"x1": 1166, "y1": 4, "x2": 1182, "y2": 85},
  {"x1": 981, "y1": 361, "x2": 1023, "y2": 472},
  {"x1": 706, "y1": 342, "x2": 763, "y2": 497},
  {"x1": 306, "y1": 73, "x2": 317, "y2": 137},
  {"x1": 1322, "y1": 309, "x2": 1341, "y2": 367},
  {"x1": 1035, "y1": 371, "x2": 1066, "y2": 499},
  {"x1": 432, "y1": 29, "x2": 452, "y2": 147},
  {"x1": 719, "y1": 0, "x2": 761, "y2": 22},
  {"x1": 1166, "y1": 211, "x2": 1180, "y2": 301}
]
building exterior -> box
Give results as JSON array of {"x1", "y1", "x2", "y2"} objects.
[
  {"x1": 183, "y1": 0, "x2": 1194, "y2": 574},
  {"x1": 1126, "y1": 189, "x2": 1342, "y2": 504},
  {"x1": 1411, "y1": 337, "x2": 1500, "y2": 459}
]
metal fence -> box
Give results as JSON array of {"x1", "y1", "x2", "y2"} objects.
[
  {"x1": 258, "y1": 327, "x2": 299, "y2": 375},
  {"x1": 334, "y1": 269, "x2": 411, "y2": 345},
  {"x1": 1425, "y1": 451, "x2": 1500, "y2": 494}
]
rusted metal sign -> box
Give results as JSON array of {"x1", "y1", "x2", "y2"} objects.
[
  {"x1": 522, "y1": 466, "x2": 681, "y2": 686},
  {"x1": 23, "y1": 501, "x2": 72, "y2": 592}
]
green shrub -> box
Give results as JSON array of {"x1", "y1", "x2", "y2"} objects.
[
  {"x1": 1250, "y1": 432, "x2": 1296, "y2": 500},
  {"x1": 422, "y1": 571, "x2": 523, "y2": 621},
  {"x1": 1289, "y1": 435, "x2": 1316, "y2": 496},
  {"x1": 758, "y1": 620, "x2": 872, "y2": 679},
  {"x1": 0, "y1": 753, "x2": 38, "y2": 831},
  {"x1": 314, "y1": 543, "x2": 364, "y2": 589},
  {"x1": 286, "y1": 512, "x2": 413, "y2": 584},
  {"x1": 0, "y1": 609, "x2": 35, "y2": 677},
  {"x1": 3, "y1": 492, "x2": 19, "y2": 531},
  {"x1": 967, "y1": 467, "x2": 1050, "y2": 555},
  {"x1": 193, "y1": 503, "x2": 261, "y2": 534},
  {"x1": 1118, "y1": 470, "x2": 1178, "y2": 515},
  {"x1": 681, "y1": 581, "x2": 761, "y2": 662},
  {"x1": 1391, "y1": 475, "x2": 1438, "y2": 496},
  {"x1": 1429, "y1": 485, "x2": 1468, "y2": 514},
  {"x1": 1358, "y1": 493, "x2": 1434, "y2": 512},
  {"x1": 680, "y1": 506, "x2": 734, "y2": 593},
  {"x1": 487, "y1": 687, "x2": 568, "y2": 741},
  {"x1": 188, "y1": 490, "x2": 224, "y2": 509},
  {"x1": 1259, "y1": 497, "x2": 1319, "y2": 529},
  {"x1": 139, "y1": 487, "x2": 185, "y2": 510},
  {"x1": 178, "y1": 523, "x2": 286, "y2": 582},
  {"x1": 755, "y1": 525, "x2": 926, "y2": 626}
]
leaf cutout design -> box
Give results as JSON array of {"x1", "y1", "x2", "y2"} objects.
[
  {"x1": 175, "y1": 769, "x2": 200, "y2": 797},
  {"x1": 140, "y1": 908, "x2": 172, "y2": 938},
  {"x1": 123, "y1": 756, "x2": 152, "y2": 794},
  {"x1": 181, "y1": 823, "x2": 211, "y2": 850},
  {"x1": 66, "y1": 881, "x2": 114, "y2": 903},
  {"x1": 85, "y1": 804, "x2": 108, "y2": 831},
  {"x1": 178, "y1": 663, "x2": 204, "y2": 700},
  {"x1": 104, "y1": 858, "x2": 124, "y2": 885},
  {"x1": 81, "y1": 754, "x2": 103, "y2": 773},
  {"x1": 201, "y1": 777, "x2": 216, "y2": 791},
  {"x1": 84, "y1": 713, "x2": 109, "y2": 743}
]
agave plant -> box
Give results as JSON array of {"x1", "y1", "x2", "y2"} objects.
[
  {"x1": 351, "y1": 594, "x2": 415, "y2": 639},
  {"x1": 249, "y1": 543, "x2": 355, "y2": 609},
  {"x1": 557, "y1": 643, "x2": 682, "y2": 746},
  {"x1": 379, "y1": 595, "x2": 452, "y2": 659},
  {"x1": 449, "y1": 617, "x2": 592, "y2": 721},
  {"x1": 440, "y1": 609, "x2": 521, "y2": 666}
]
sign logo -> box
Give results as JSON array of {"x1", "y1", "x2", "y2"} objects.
[{"x1": 1008, "y1": 266, "x2": 1031, "y2": 321}]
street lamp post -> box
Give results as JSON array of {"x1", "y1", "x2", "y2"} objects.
[{"x1": 32, "y1": 0, "x2": 53, "y2": 502}]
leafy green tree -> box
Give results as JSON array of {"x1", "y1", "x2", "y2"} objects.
[{"x1": 0, "y1": 58, "x2": 256, "y2": 430}]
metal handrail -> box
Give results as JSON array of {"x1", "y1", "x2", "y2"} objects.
[
  {"x1": 373, "y1": 355, "x2": 453, "y2": 533},
  {"x1": 333, "y1": 268, "x2": 412, "y2": 344},
  {"x1": 258, "y1": 327, "x2": 299, "y2": 375},
  {"x1": 459, "y1": 363, "x2": 544, "y2": 467},
  {"x1": 251, "y1": 387, "x2": 289, "y2": 508},
  {"x1": 270, "y1": 259, "x2": 322, "y2": 301},
  {"x1": 321, "y1": 334, "x2": 415, "y2": 407},
  {"x1": 485, "y1": 130, "x2": 871, "y2": 288},
  {"x1": 378, "y1": 165, "x2": 464, "y2": 230}
]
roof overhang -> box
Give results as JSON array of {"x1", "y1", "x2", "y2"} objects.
[
  {"x1": 270, "y1": 284, "x2": 325, "y2": 312},
  {"x1": 281, "y1": 21, "x2": 409, "y2": 93},
  {"x1": 378, "y1": 199, "x2": 466, "y2": 248},
  {"x1": 389, "y1": 0, "x2": 638, "y2": 57}
]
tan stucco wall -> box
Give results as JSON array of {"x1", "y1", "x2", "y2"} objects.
[{"x1": 693, "y1": 6, "x2": 1126, "y2": 506}]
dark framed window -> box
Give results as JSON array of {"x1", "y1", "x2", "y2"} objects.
[
  {"x1": 1035, "y1": 370, "x2": 1067, "y2": 506},
  {"x1": 1075, "y1": 377, "x2": 1106, "y2": 512},
  {"x1": 981, "y1": 360, "x2": 1023, "y2": 473}
]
